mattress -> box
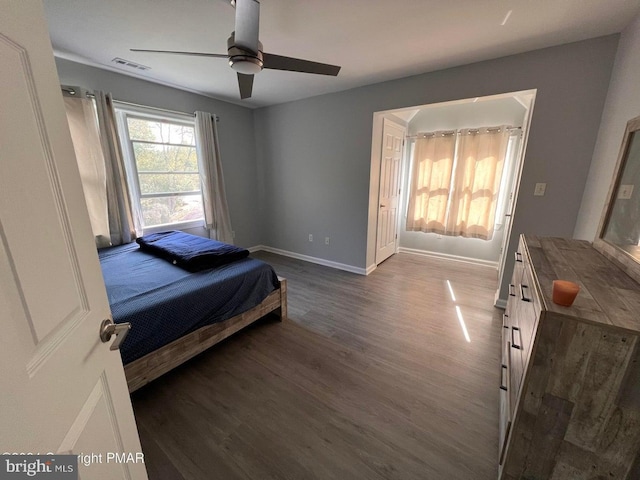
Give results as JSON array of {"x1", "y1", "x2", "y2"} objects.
[{"x1": 98, "y1": 242, "x2": 279, "y2": 364}]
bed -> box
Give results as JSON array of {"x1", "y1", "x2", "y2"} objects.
[{"x1": 98, "y1": 233, "x2": 287, "y2": 392}]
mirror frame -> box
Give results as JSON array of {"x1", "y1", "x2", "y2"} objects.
[{"x1": 594, "y1": 114, "x2": 640, "y2": 284}]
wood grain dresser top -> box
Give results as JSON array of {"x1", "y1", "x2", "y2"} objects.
[{"x1": 524, "y1": 235, "x2": 640, "y2": 333}]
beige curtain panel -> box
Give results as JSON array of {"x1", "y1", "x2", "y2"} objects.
[
  {"x1": 94, "y1": 92, "x2": 139, "y2": 246},
  {"x1": 406, "y1": 132, "x2": 457, "y2": 234},
  {"x1": 194, "y1": 111, "x2": 234, "y2": 244},
  {"x1": 63, "y1": 88, "x2": 138, "y2": 247},
  {"x1": 406, "y1": 126, "x2": 511, "y2": 241},
  {"x1": 447, "y1": 127, "x2": 510, "y2": 240},
  {"x1": 63, "y1": 93, "x2": 111, "y2": 248}
]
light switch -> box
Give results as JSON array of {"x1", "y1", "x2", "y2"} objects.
[
  {"x1": 534, "y1": 183, "x2": 547, "y2": 196},
  {"x1": 618, "y1": 184, "x2": 634, "y2": 200}
]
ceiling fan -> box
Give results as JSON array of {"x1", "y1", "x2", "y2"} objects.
[{"x1": 131, "y1": 0, "x2": 341, "y2": 100}]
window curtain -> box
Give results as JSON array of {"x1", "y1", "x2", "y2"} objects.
[
  {"x1": 406, "y1": 132, "x2": 457, "y2": 234},
  {"x1": 194, "y1": 111, "x2": 234, "y2": 244},
  {"x1": 63, "y1": 92, "x2": 111, "y2": 247},
  {"x1": 446, "y1": 127, "x2": 510, "y2": 240},
  {"x1": 94, "y1": 92, "x2": 140, "y2": 245},
  {"x1": 63, "y1": 88, "x2": 139, "y2": 247}
]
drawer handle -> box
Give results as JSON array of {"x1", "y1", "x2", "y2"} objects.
[
  {"x1": 508, "y1": 284, "x2": 516, "y2": 297},
  {"x1": 502, "y1": 313, "x2": 509, "y2": 329},
  {"x1": 520, "y1": 285, "x2": 531, "y2": 302},
  {"x1": 514, "y1": 251, "x2": 523, "y2": 263},
  {"x1": 500, "y1": 364, "x2": 508, "y2": 391},
  {"x1": 511, "y1": 326, "x2": 522, "y2": 350}
]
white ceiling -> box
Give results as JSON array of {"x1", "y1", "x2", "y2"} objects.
[{"x1": 44, "y1": 0, "x2": 640, "y2": 109}]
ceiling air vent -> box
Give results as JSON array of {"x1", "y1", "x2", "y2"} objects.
[{"x1": 111, "y1": 57, "x2": 151, "y2": 71}]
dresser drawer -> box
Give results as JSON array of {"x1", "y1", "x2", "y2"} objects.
[
  {"x1": 513, "y1": 240, "x2": 526, "y2": 297},
  {"x1": 499, "y1": 316, "x2": 512, "y2": 465},
  {"x1": 517, "y1": 263, "x2": 541, "y2": 355},
  {"x1": 508, "y1": 314, "x2": 524, "y2": 415}
]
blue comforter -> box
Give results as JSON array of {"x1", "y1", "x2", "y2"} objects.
[
  {"x1": 99, "y1": 242, "x2": 279, "y2": 365},
  {"x1": 136, "y1": 230, "x2": 249, "y2": 271}
]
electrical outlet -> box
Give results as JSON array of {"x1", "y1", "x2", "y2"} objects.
[
  {"x1": 618, "y1": 184, "x2": 634, "y2": 200},
  {"x1": 309, "y1": 234, "x2": 313, "y2": 242},
  {"x1": 534, "y1": 183, "x2": 547, "y2": 196},
  {"x1": 325, "y1": 237, "x2": 330, "y2": 245}
]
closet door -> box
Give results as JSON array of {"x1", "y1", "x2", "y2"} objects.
[{"x1": 376, "y1": 118, "x2": 405, "y2": 264}]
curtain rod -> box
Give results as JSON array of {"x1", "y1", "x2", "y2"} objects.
[
  {"x1": 114, "y1": 99, "x2": 219, "y2": 122},
  {"x1": 407, "y1": 126, "x2": 521, "y2": 139},
  {"x1": 61, "y1": 87, "x2": 219, "y2": 122},
  {"x1": 61, "y1": 86, "x2": 94, "y2": 98}
]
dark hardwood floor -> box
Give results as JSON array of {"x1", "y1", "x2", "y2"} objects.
[{"x1": 131, "y1": 252, "x2": 503, "y2": 480}]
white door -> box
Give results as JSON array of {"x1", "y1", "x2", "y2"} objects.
[
  {"x1": 0, "y1": 2, "x2": 147, "y2": 479},
  {"x1": 376, "y1": 118, "x2": 405, "y2": 264},
  {"x1": 496, "y1": 93, "x2": 536, "y2": 302}
]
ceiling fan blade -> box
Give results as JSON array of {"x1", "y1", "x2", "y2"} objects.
[
  {"x1": 263, "y1": 53, "x2": 341, "y2": 76},
  {"x1": 130, "y1": 49, "x2": 227, "y2": 58},
  {"x1": 237, "y1": 73, "x2": 254, "y2": 99},
  {"x1": 234, "y1": 0, "x2": 260, "y2": 54}
]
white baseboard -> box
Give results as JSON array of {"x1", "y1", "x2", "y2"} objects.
[
  {"x1": 249, "y1": 245, "x2": 367, "y2": 275},
  {"x1": 398, "y1": 247, "x2": 499, "y2": 269},
  {"x1": 250, "y1": 245, "x2": 497, "y2": 275}
]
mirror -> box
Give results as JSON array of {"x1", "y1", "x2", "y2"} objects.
[
  {"x1": 594, "y1": 115, "x2": 640, "y2": 283},
  {"x1": 603, "y1": 130, "x2": 640, "y2": 252}
]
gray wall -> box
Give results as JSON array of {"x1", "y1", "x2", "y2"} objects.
[
  {"x1": 55, "y1": 33, "x2": 620, "y2": 302},
  {"x1": 254, "y1": 36, "x2": 618, "y2": 300},
  {"x1": 54, "y1": 58, "x2": 261, "y2": 248},
  {"x1": 400, "y1": 97, "x2": 527, "y2": 263},
  {"x1": 574, "y1": 13, "x2": 640, "y2": 241}
]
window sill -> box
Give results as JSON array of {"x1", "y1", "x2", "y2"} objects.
[{"x1": 142, "y1": 219, "x2": 205, "y2": 235}]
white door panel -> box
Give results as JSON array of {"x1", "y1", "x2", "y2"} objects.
[
  {"x1": 376, "y1": 119, "x2": 405, "y2": 264},
  {"x1": 0, "y1": 2, "x2": 147, "y2": 478}
]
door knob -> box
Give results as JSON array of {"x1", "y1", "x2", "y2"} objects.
[
  {"x1": 100, "y1": 319, "x2": 131, "y2": 351},
  {"x1": 380, "y1": 204, "x2": 386, "y2": 208}
]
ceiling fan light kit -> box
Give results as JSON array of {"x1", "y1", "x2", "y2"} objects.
[
  {"x1": 130, "y1": 0, "x2": 341, "y2": 99},
  {"x1": 228, "y1": 56, "x2": 263, "y2": 75},
  {"x1": 227, "y1": 36, "x2": 263, "y2": 75}
]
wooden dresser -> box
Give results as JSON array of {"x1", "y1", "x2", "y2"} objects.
[{"x1": 499, "y1": 235, "x2": 640, "y2": 479}]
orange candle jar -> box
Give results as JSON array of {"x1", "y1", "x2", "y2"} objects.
[{"x1": 552, "y1": 280, "x2": 580, "y2": 307}]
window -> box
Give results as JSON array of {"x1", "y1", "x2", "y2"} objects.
[
  {"x1": 406, "y1": 127, "x2": 515, "y2": 241},
  {"x1": 115, "y1": 106, "x2": 204, "y2": 231}
]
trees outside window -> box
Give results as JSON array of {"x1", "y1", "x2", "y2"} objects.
[{"x1": 116, "y1": 108, "x2": 204, "y2": 230}]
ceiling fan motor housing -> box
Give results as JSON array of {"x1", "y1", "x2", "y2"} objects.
[{"x1": 227, "y1": 34, "x2": 263, "y2": 74}]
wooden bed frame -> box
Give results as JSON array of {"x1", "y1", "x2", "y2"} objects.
[{"x1": 124, "y1": 277, "x2": 287, "y2": 392}]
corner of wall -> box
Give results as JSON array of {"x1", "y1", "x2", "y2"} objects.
[{"x1": 573, "y1": 16, "x2": 640, "y2": 241}]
